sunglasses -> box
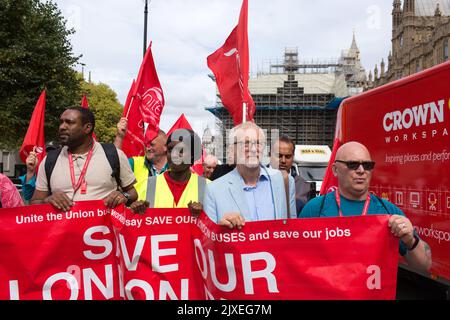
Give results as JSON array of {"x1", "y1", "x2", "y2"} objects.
[{"x1": 335, "y1": 160, "x2": 376, "y2": 171}]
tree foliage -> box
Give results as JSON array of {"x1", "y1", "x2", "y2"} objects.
[
  {"x1": 0, "y1": 0, "x2": 81, "y2": 148},
  {"x1": 81, "y1": 80, "x2": 123, "y2": 144}
]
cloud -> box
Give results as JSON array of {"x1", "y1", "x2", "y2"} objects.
[{"x1": 56, "y1": 0, "x2": 394, "y2": 137}]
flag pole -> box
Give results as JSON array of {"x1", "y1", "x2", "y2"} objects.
[
  {"x1": 242, "y1": 102, "x2": 247, "y2": 123},
  {"x1": 125, "y1": 96, "x2": 135, "y2": 119},
  {"x1": 143, "y1": 0, "x2": 149, "y2": 58}
]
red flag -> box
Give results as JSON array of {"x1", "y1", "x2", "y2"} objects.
[
  {"x1": 167, "y1": 114, "x2": 193, "y2": 137},
  {"x1": 207, "y1": 0, "x2": 255, "y2": 125},
  {"x1": 19, "y1": 90, "x2": 46, "y2": 167},
  {"x1": 320, "y1": 105, "x2": 344, "y2": 195},
  {"x1": 81, "y1": 94, "x2": 97, "y2": 141},
  {"x1": 319, "y1": 138, "x2": 341, "y2": 195},
  {"x1": 81, "y1": 94, "x2": 89, "y2": 108},
  {"x1": 190, "y1": 148, "x2": 205, "y2": 176},
  {"x1": 133, "y1": 42, "x2": 165, "y2": 134},
  {"x1": 122, "y1": 80, "x2": 145, "y2": 158}
]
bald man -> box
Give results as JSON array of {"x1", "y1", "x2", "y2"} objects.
[
  {"x1": 202, "y1": 154, "x2": 218, "y2": 180},
  {"x1": 300, "y1": 141, "x2": 432, "y2": 273}
]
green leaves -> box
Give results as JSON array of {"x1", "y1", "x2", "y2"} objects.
[
  {"x1": 0, "y1": 0, "x2": 81, "y2": 148},
  {"x1": 81, "y1": 81, "x2": 123, "y2": 144}
]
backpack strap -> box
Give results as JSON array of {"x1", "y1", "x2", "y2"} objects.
[
  {"x1": 100, "y1": 143, "x2": 122, "y2": 190},
  {"x1": 45, "y1": 148, "x2": 63, "y2": 195}
]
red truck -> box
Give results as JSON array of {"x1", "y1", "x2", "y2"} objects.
[{"x1": 335, "y1": 61, "x2": 450, "y2": 295}]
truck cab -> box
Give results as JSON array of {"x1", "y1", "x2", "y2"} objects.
[{"x1": 294, "y1": 145, "x2": 331, "y2": 196}]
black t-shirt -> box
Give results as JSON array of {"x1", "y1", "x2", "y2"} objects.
[{"x1": 210, "y1": 164, "x2": 236, "y2": 181}]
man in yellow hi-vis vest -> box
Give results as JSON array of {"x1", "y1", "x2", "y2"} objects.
[
  {"x1": 115, "y1": 118, "x2": 169, "y2": 200},
  {"x1": 130, "y1": 128, "x2": 208, "y2": 211}
]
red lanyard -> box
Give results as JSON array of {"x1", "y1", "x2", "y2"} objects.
[
  {"x1": 68, "y1": 145, "x2": 94, "y2": 195},
  {"x1": 334, "y1": 191, "x2": 371, "y2": 217}
]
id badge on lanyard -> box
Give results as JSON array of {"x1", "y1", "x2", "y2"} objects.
[
  {"x1": 335, "y1": 191, "x2": 371, "y2": 217},
  {"x1": 68, "y1": 146, "x2": 94, "y2": 196}
]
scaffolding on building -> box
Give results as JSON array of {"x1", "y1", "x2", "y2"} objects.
[{"x1": 207, "y1": 48, "x2": 349, "y2": 162}]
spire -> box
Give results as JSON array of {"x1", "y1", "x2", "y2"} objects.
[
  {"x1": 349, "y1": 30, "x2": 360, "y2": 60},
  {"x1": 435, "y1": 3, "x2": 442, "y2": 16},
  {"x1": 392, "y1": 0, "x2": 403, "y2": 30},
  {"x1": 350, "y1": 30, "x2": 359, "y2": 53},
  {"x1": 374, "y1": 64, "x2": 379, "y2": 80},
  {"x1": 380, "y1": 59, "x2": 385, "y2": 78}
]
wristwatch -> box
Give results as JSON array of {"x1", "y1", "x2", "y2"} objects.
[
  {"x1": 407, "y1": 234, "x2": 420, "y2": 251},
  {"x1": 121, "y1": 191, "x2": 132, "y2": 206}
]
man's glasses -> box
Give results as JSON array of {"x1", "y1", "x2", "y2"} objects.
[{"x1": 335, "y1": 160, "x2": 376, "y2": 171}]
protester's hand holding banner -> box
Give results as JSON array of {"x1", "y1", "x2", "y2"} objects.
[
  {"x1": 0, "y1": 201, "x2": 122, "y2": 300},
  {"x1": 0, "y1": 201, "x2": 398, "y2": 300}
]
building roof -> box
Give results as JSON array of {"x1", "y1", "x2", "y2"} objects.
[
  {"x1": 248, "y1": 73, "x2": 349, "y2": 97},
  {"x1": 415, "y1": 0, "x2": 450, "y2": 16}
]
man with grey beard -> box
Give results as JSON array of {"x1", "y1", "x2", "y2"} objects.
[{"x1": 203, "y1": 122, "x2": 296, "y2": 229}]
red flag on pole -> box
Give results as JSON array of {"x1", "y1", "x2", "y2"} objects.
[
  {"x1": 320, "y1": 105, "x2": 344, "y2": 195},
  {"x1": 81, "y1": 94, "x2": 97, "y2": 141},
  {"x1": 191, "y1": 148, "x2": 206, "y2": 176},
  {"x1": 207, "y1": 0, "x2": 255, "y2": 126},
  {"x1": 81, "y1": 94, "x2": 89, "y2": 108},
  {"x1": 122, "y1": 81, "x2": 146, "y2": 158},
  {"x1": 167, "y1": 114, "x2": 193, "y2": 137},
  {"x1": 19, "y1": 90, "x2": 46, "y2": 167},
  {"x1": 133, "y1": 42, "x2": 165, "y2": 135},
  {"x1": 319, "y1": 138, "x2": 341, "y2": 195}
]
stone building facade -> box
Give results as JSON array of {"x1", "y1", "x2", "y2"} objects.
[{"x1": 369, "y1": 0, "x2": 450, "y2": 88}]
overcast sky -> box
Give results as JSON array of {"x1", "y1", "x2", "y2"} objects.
[{"x1": 54, "y1": 0, "x2": 393, "y2": 136}]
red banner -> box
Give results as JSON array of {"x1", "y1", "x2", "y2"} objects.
[
  {"x1": 0, "y1": 201, "x2": 398, "y2": 300},
  {"x1": 0, "y1": 201, "x2": 122, "y2": 300},
  {"x1": 112, "y1": 208, "x2": 204, "y2": 300}
]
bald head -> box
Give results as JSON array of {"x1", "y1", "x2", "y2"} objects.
[
  {"x1": 204, "y1": 154, "x2": 218, "y2": 166},
  {"x1": 203, "y1": 154, "x2": 218, "y2": 179},
  {"x1": 332, "y1": 141, "x2": 374, "y2": 200},
  {"x1": 335, "y1": 142, "x2": 372, "y2": 162}
]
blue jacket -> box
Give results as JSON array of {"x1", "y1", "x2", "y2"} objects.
[{"x1": 203, "y1": 166, "x2": 297, "y2": 223}]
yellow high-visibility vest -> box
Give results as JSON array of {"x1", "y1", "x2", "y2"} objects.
[
  {"x1": 132, "y1": 157, "x2": 149, "y2": 201},
  {"x1": 146, "y1": 173, "x2": 208, "y2": 208}
]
